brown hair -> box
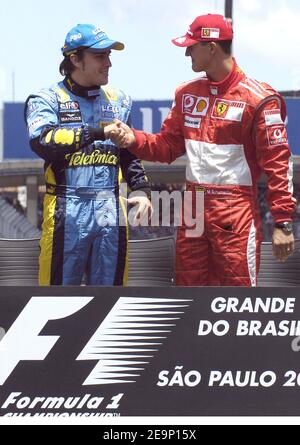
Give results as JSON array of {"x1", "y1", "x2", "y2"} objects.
[
  {"x1": 59, "y1": 49, "x2": 85, "y2": 76},
  {"x1": 201, "y1": 40, "x2": 232, "y2": 56},
  {"x1": 217, "y1": 40, "x2": 232, "y2": 55}
]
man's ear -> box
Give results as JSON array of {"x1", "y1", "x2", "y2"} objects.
[
  {"x1": 70, "y1": 53, "x2": 80, "y2": 69},
  {"x1": 209, "y1": 42, "x2": 218, "y2": 55}
]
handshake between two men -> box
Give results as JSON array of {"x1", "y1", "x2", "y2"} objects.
[
  {"x1": 103, "y1": 119, "x2": 153, "y2": 224},
  {"x1": 104, "y1": 119, "x2": 136, "y2": 148}
]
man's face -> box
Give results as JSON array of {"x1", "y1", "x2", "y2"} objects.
[
  {"x1": 185, "y1": 42, "x2": 213, "y2": 73},
  {"x1": 73, "y1": 50, "x2": 112, "y2": 86}
]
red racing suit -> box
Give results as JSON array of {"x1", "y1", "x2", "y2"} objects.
[{"x1": 129, "y1": 59, "x2": 296, "y2": 286}]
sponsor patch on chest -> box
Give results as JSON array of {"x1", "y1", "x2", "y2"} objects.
[
  {"x1": 182, "y1": 94, "x2": 209, "y2": 116},
  {"x1": 102, "y1": 104, "x2": 120, "y2": 114},
  {"x1": 65, "y1": 150, "x2": 118, "y2": 168},
  {"x1": 59, "y1": 101, "x2": 80, "y2": 111},
  {"x1": 59, "y1": 112, "x2": 82, "y2": 124},
  {"x1": 212, "y1": 99, "x2": 246, "y2": 122},
  {"x1": 99, "y1": 102, "x2": 121, "y2": 119},
  {"x1": 184, "y1": 116, "x2": 201, "y2": 129},
  {"x1": 59, "y1": 101, "x2": 82, "y2": 124}
]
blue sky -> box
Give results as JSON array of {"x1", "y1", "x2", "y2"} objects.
[{"x1": 0, "y1": 0, "x2": 299, "y2": 104}]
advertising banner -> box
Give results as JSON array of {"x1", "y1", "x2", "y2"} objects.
[
  {"x1": 3, "y1": 98, "x2": 300, "y2": 159},
  {"x1": 1, "y1": 287, "x2": 300, "y2": 417}
]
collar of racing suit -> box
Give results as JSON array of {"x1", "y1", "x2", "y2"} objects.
[
  {"x1": 207, "y1": 57, "x2": 245, "y2": 96},
  {"x1": 63, "y1": 76, "x2": 101, "y2": 98}
]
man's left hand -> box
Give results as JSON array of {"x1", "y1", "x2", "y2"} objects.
[
  {"x1": 272, "y1": 228, "x2": 295, "y2": 262},
  {"x1": 126, "y1": 196, "x2": 153, "y2": 225}
]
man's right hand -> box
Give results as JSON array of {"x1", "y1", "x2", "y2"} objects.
[{"x1": 104, "y1": 119, "x2": 136, "y2": 147}]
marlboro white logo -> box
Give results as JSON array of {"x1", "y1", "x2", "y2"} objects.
[{"x1": 264, "y1": 109, "x2": 283, "y2": 126}]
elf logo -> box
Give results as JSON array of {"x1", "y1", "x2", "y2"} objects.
[
  {"x1": 0, "y1": 297, "x2": 191, "y2": 386},
  {"x1": 59, "y1": 101, "x2": 80, "y2": 111}
]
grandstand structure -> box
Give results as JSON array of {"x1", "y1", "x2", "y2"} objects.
[{"x1": 0, "y1": 195, "x2": 41, "y2": 239}]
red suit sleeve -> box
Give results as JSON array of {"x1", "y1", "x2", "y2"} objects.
[
  {"x1": 254, "y1": 97, "x2": 296, "y2": 222},
  {"x1": 129, "y1": 93, "x2": 186, "y2": 164}
]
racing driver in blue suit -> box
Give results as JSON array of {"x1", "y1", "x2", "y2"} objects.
[{"x1": 25, "y1": 24, "x2": 152, "y2": 286}]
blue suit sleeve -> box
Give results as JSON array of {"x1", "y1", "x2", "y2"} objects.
[{"x1": 24, "y1": 95, "x2": 105, "y2": 161}]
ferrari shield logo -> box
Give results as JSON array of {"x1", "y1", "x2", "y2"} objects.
[
  {"x1": 216, "y1": 102, "x2": 229, "y2": 117},
  {"x1": 212, "y1": 99, "x2": 246, "y2": 121},
  {"x1": 201, "y1": 28, "x2": 220, "y2": 39}
]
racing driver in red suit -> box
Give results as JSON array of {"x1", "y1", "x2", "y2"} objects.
[{"x1": 106, "y1": 14, "x2": 296, "y2": 287}]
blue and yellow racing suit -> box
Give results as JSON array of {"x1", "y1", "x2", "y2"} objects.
[{"x1": 25, "y1": 77, "x2": 150, "y2": 286}]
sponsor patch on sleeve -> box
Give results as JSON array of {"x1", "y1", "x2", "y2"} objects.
[
  {"x1": 26, "y1": 100, "x2": 41, "y2": 119},
  {"x1": 28, "y1": 118, "x2": 47, "y2": 136},
  {"x1": 266, "y1": 125, "x2": 288, "y2": 146},
  {"x1": 264, "y1": 109, "x2": 283, "y2": 126}
]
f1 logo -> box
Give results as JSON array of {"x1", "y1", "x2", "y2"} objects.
[
  {"x1": 0, "y1": 297, "x2": 93, "y2": 385},
  {"x1": 0, "y1": 296, "x2": 191, "y2": 386}
]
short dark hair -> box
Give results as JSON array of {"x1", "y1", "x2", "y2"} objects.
[
  {"x1": 217, "y1": 40, "x2": 232, "y2": 55},
  {"x1": 200, "y1": 40, "x2": 232, "y2": 56},
  {"x1": 59, "y1": 49, "x2": 85, "y2": 76}
]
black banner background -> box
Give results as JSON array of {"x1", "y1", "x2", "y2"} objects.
[{"x1": 0, "y1": 287, "x2": 300, "y2": 417}]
